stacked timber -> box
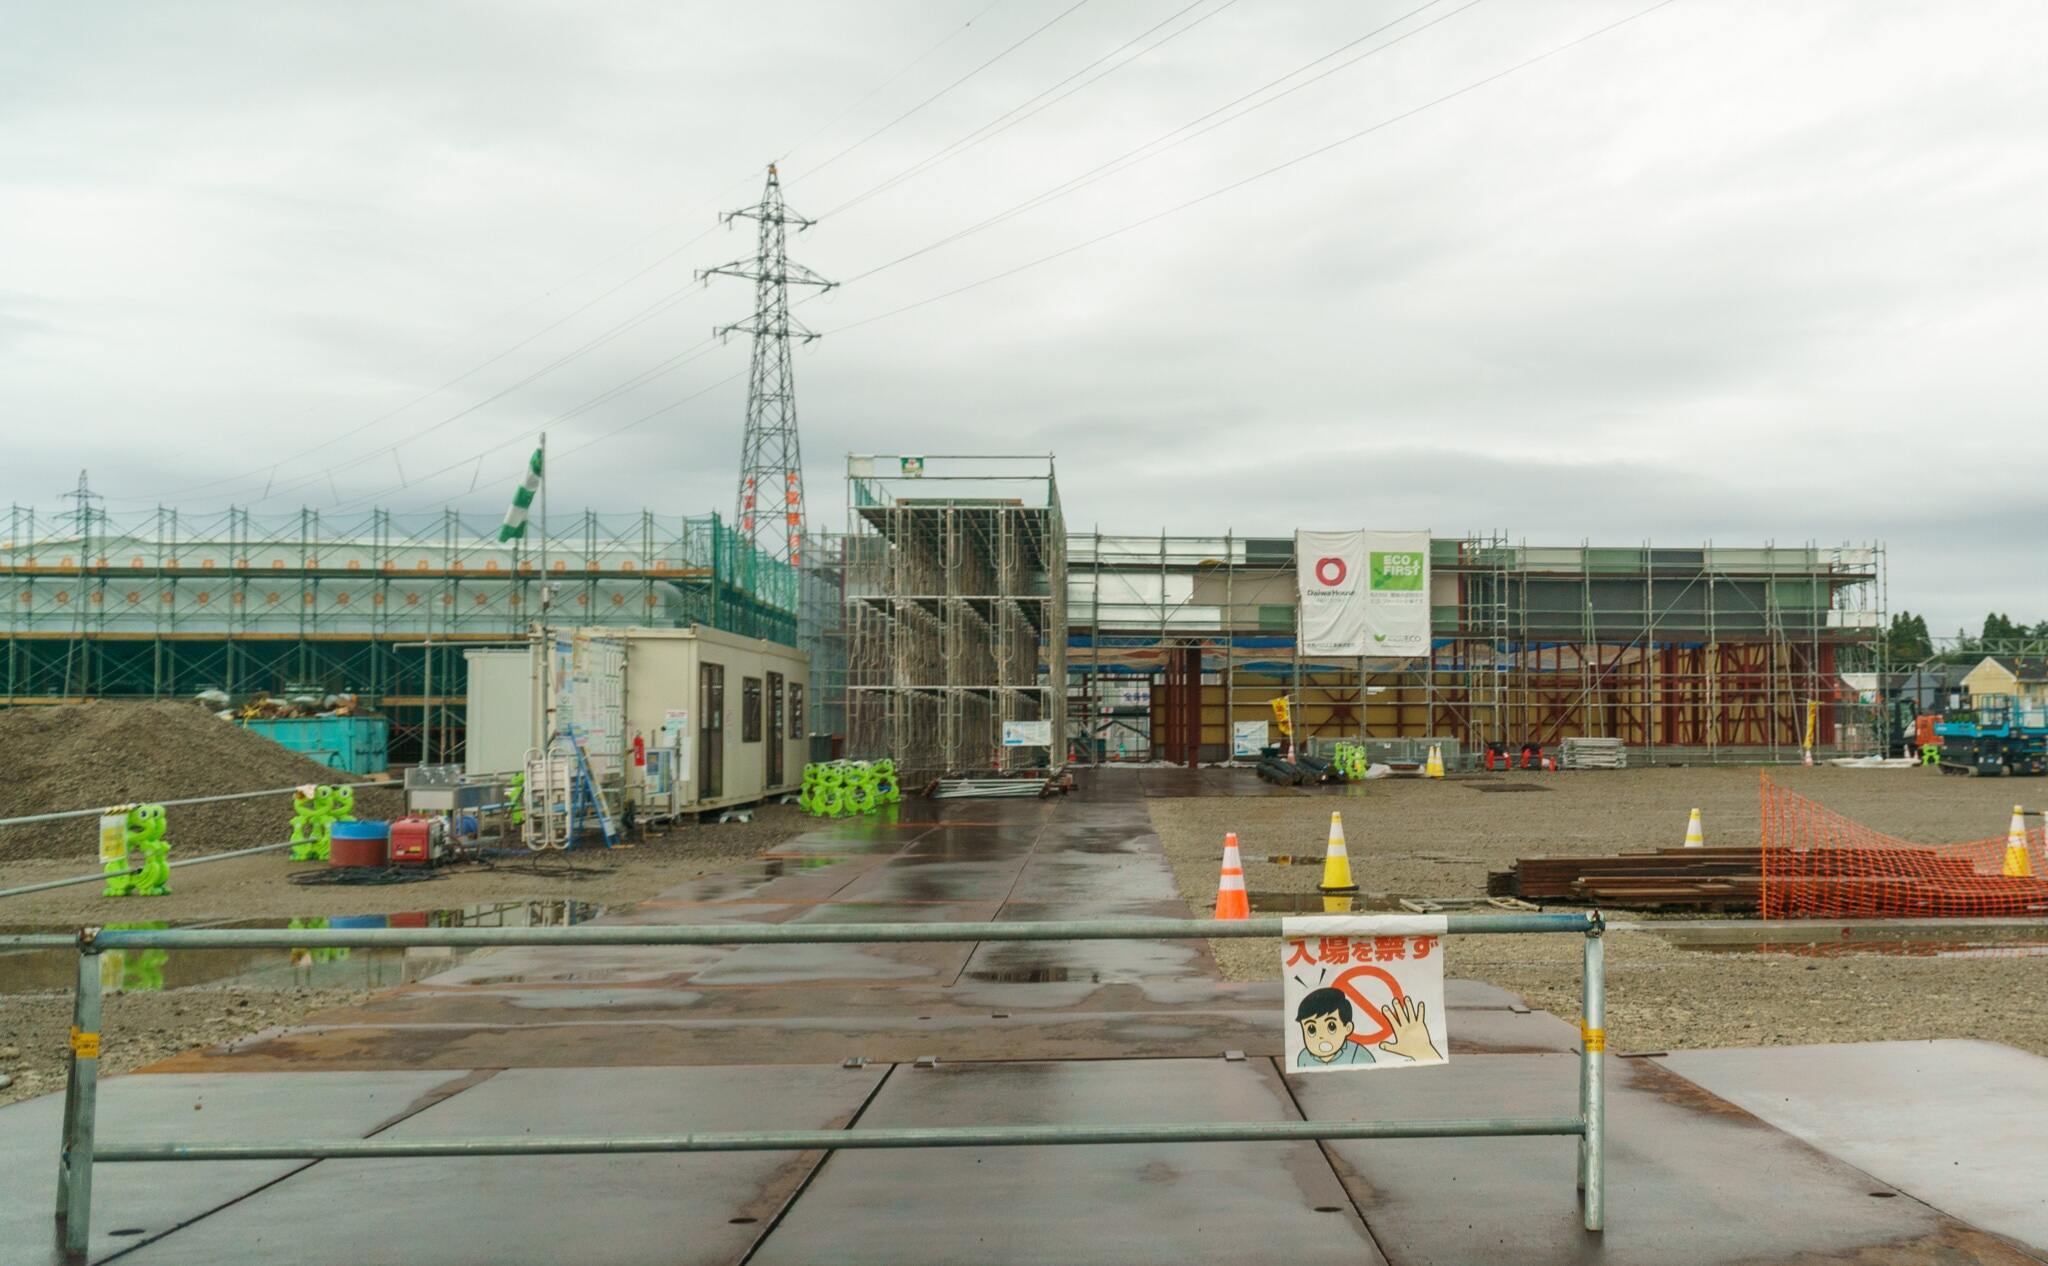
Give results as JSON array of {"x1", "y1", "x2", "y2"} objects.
[
  {"x1": 1489, "y1": 847, "x2": 1763, "y2": 911},
  {"x1": 1559, "y1": 738, "x2": 1627, "y2": 770}
]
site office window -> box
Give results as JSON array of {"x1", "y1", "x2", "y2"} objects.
[
  {"x1": 742, "y1": 676, "x2": 763, "y2": 742},
  {"x1": 790, "y1": 683, "x2": 805, "y2": 739}
]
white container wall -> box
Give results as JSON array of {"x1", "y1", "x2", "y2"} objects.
[{"x1": 462, "y1": 625, "x2": 809, "y2": 816}]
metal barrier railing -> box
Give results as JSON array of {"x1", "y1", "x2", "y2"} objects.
[{"x1": 32, "y1": 911, "x2": 1607, "y2": 1255}]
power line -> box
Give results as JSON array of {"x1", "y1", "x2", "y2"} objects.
[
  {"x1": 777, "y1": 0, "x2": 1009, "y2": 167},
  {"x1": 825, "y1": 0, "x2": 1685, "y2": 334},
  {"x1": 198, "y1": 281, "x2": 718, "y2": 513},
  {"x1": 791, "y1": 0, "x2": 1096, "y2": 187},
  {"x1": 841, "y1": 0, "x2": 1476, "y2": 286},
  {"x1": 137, "y1": 221, "x2": 737, "y2": 508},
  {"x1": 117, "y1": 8, "x2": 1030, "y2": 510},
  {"x1": 817, "y1": 0, "x2": 1242, "y2": 219}
]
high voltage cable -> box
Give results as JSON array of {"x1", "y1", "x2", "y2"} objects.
[
  {"x1": 839, "y1": 0, "x2": 1476, "y2": 286},
  {"x1": 209, "y1": 280, "x2": 720, "y2": 512},
  {"x1": 777, "y1": 0, "x2": 1008, "y2": 167},
  {"x1": 790, "y1": 0, "x2": 1096, "y2": 187},
  {"x1": 823, "y1": 0, "x2": 1685, "y2": 335},
  {"x1": 372, "y1": 0, "x2": 1680, "y2": 510},
  {"x1": 817, "y1": 0, "x2": 1242, "y2": 219},
  {"x1": 115, "y1": 8, "x2": 1030, "y2": 511},
  {"x1": 332, "y1": 348, "x2": 741, "y2": 514},
  {"x1": 375, "y1": 364, "x2": 752, "y2": 517},
  {"x1": 141, "y1": 220, "x2": 736, "y2": 507}
]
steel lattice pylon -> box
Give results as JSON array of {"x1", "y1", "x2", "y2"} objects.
[{"x1": 700, "y1": 165, "x2": 835, "y2": 567}]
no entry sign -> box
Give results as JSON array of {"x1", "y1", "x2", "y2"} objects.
[{"x1": 1282, "y1": 915, "x2": 1449, "y2": 1074}]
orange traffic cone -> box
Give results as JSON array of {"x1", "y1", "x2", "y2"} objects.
[
  {"x1": 1214, "y1": 832, "x2": 1250, "y2": 920},
  {"x1": 2001, "y1": 806, "x2": 2033, "y2": 879},
  {"x1": 1682, "y1": 808, "x2": 1704, "y2": 849}
]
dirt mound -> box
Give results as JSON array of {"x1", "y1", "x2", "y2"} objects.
[{"x1": 0, "y1": 700, "x2": 401, "y2": 862}]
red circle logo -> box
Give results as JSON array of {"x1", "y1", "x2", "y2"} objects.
[
  {"x1": 1329, "y1": 964, "x2": 1408, "y2": 1047},
  {"x1": 1314, "y1": 557, "x2": 1347, "y2": 586}
]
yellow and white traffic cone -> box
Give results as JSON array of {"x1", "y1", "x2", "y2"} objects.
[
  {"x1": 1682, "y1": 807, "x2": 1705, "y2": 849},
  {"x1": 1424, "y1": 744, "x2": 1446, "y2": 779},
  {"x1": 2001, "y1": 806, "x2": 2033, "y2": 879},
  {"x1": 1319, "y1": 811, "x2": 1358, "y2": 894}
]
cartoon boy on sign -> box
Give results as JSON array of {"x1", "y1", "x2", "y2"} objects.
[
  {"x1": 1283, "y1": 917, "x2": 1450, "y2": 1073},
  {"x1": 1294, "y1": 987, "x2": 1440, "y2": 1068}
]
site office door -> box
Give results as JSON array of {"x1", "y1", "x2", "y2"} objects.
[
  {"x1": 699, "y1": 662, "x2": 724, "y2": 799},
  {"x1": 767, "y1": 672, "x2": 785, "y2": 786}
]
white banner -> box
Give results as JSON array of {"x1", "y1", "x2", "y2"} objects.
[
  {"x1": 1296, "y1": 530, "x2": 1367, "y2": 656},
  {"x1": 1002, "y1": 720, "x2": 1053, "y2": 747},
  {"x1": 1282, "y1": 915, "x2": 1448, "y2": 1074},
  {"x1": 1295, "y1": 530, "x2": 1430, "y2": 657},
  {"x1": 1362, "y1": 530, "x2": 1430, "y2": 656},
  {"x1": 1232, "y1": 721, "x2": 1269, "y2": 757}
]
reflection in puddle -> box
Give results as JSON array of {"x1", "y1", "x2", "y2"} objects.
[
  {"x1": 961, "y1": 966, "x2": 1095, "y2": 983},
  {"x1": 0, "y1": 900, "x2": 611, "y2": 995},
  {"x1": 1247, "y1": 892, "x2": 1405, "y2": 914}
]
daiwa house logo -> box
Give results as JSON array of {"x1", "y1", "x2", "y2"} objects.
[{"x1": 1370, "y1": 551, "x2": 1425, "y2": 592}]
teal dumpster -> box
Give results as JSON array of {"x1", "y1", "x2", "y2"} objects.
[{"x1": 240, "y1": 716, "x2": 389, "y2": 775}]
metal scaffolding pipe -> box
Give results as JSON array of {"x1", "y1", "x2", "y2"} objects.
[
  {"x1": 97, "y1": 1116, "x2": 1587, "y2": 1163},
  {"x1": 82, "y1": 911, "x2": 1599, "y2": 950}
]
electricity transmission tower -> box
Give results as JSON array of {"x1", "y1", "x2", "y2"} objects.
[{"x1": 701, "y1": 164, "x2": 835, "y2": 567}]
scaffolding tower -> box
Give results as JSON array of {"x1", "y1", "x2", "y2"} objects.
[{"x1": 844, "y1": 456, "x2": 1067, "y2": 780}]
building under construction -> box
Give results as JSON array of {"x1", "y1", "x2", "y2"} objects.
[
  {"x1": 1073, "y1": 533, "x2": 1886, "y2": 765},
  {"x1": 822, "y1": 455, "x2": 1886, "y2": 771},
  {"x1": 0, "y1": 504, "x2": 796, "y2": 762}
]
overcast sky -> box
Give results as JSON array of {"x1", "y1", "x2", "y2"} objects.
[{"x1": 5, "y1": 0, "x2": 2044, "y2": 634}]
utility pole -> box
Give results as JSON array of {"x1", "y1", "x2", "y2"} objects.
[
  {"x1": 701, "y1": 164, "x2": 835, "y2": 568},
  {"x1": 59, "y1": 470, "x2": 103, "y2": 700}
]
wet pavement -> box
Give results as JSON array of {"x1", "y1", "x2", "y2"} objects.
[{"x1": 3, "y1": 769, "x2": 2042, "y2": 1263}]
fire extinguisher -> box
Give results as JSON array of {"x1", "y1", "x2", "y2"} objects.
[{"x1": 632, "y1": 734, "x2": 646, "y2": 767}]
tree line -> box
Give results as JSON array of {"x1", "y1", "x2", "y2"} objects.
[{"x1": 1886, "y1": 611, "x2": 2048, "y2": 665}]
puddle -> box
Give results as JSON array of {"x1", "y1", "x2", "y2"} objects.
[
  {"x1": 0, "y1": 900, "x2": 611, "y2": 995},
  {"x1": 960, "y1": 966, "x2": 1096, "y2": 983}
]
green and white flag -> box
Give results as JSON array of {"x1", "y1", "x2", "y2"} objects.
[{"x1": 498, "y1": 447, "x2": 543, "y2": 541}]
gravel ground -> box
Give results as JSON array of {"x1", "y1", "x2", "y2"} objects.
[
  {"x1": 0, "y1": 806, "x2": 812, "y2": 1105},
  {"x1": 1153, "y1": 765, "x2": 2048, "y2": 1057},
  {"x1": 0, "y1": 985, "x2": 372, "y2": 1108}
]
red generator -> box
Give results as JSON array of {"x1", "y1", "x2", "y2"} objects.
[{"x1": 389, "y1": 817, "x2": 449, "y2": 868}]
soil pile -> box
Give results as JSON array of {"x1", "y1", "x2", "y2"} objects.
[{"x1": 0, "y1": 701, "x2": 400, "y2": 862}]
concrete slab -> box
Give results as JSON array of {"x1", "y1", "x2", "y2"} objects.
[
  {"x1": 1659, "y1": 1040, "x2": 2048, "y2": 1255},
  {"x1": 118, "y1": 1064, "x2": 888, "y2": 1266},
  {"x1": 0, "y1": 1070, "x2": 472, "y2": 1266},
  {"x1": 750, "y1": 1058, "x2": 1384, "y2": 1265},
  {"x1": 1290, "y1": 1052, "x2": 2035, "y2": 1265}
]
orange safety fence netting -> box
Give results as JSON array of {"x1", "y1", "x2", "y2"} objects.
[{"x1": 1759, "y1": 774, "x2": 2048, "y2": 919}]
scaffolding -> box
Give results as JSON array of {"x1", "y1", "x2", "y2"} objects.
[
  {"x1": 1068, "y1": 533, "x2": 1886, "y2": 765},
  {"x1": 797, "y1": 528, "x2": 848, "y2": 752},
  {"x1": 844, "y1": 456, "x2": 1067, "y2": 779},
  {"x1": 1, "y1": 505, "x2": 797, "y2": 761}
]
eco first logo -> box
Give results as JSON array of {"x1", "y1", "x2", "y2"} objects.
[
  {"x1": 1313, "y1": 556, "x2": 1348, "y2": 587},
  {"x1": 1370, "y1": 551, "x2": 1425, "y2": 592}
]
